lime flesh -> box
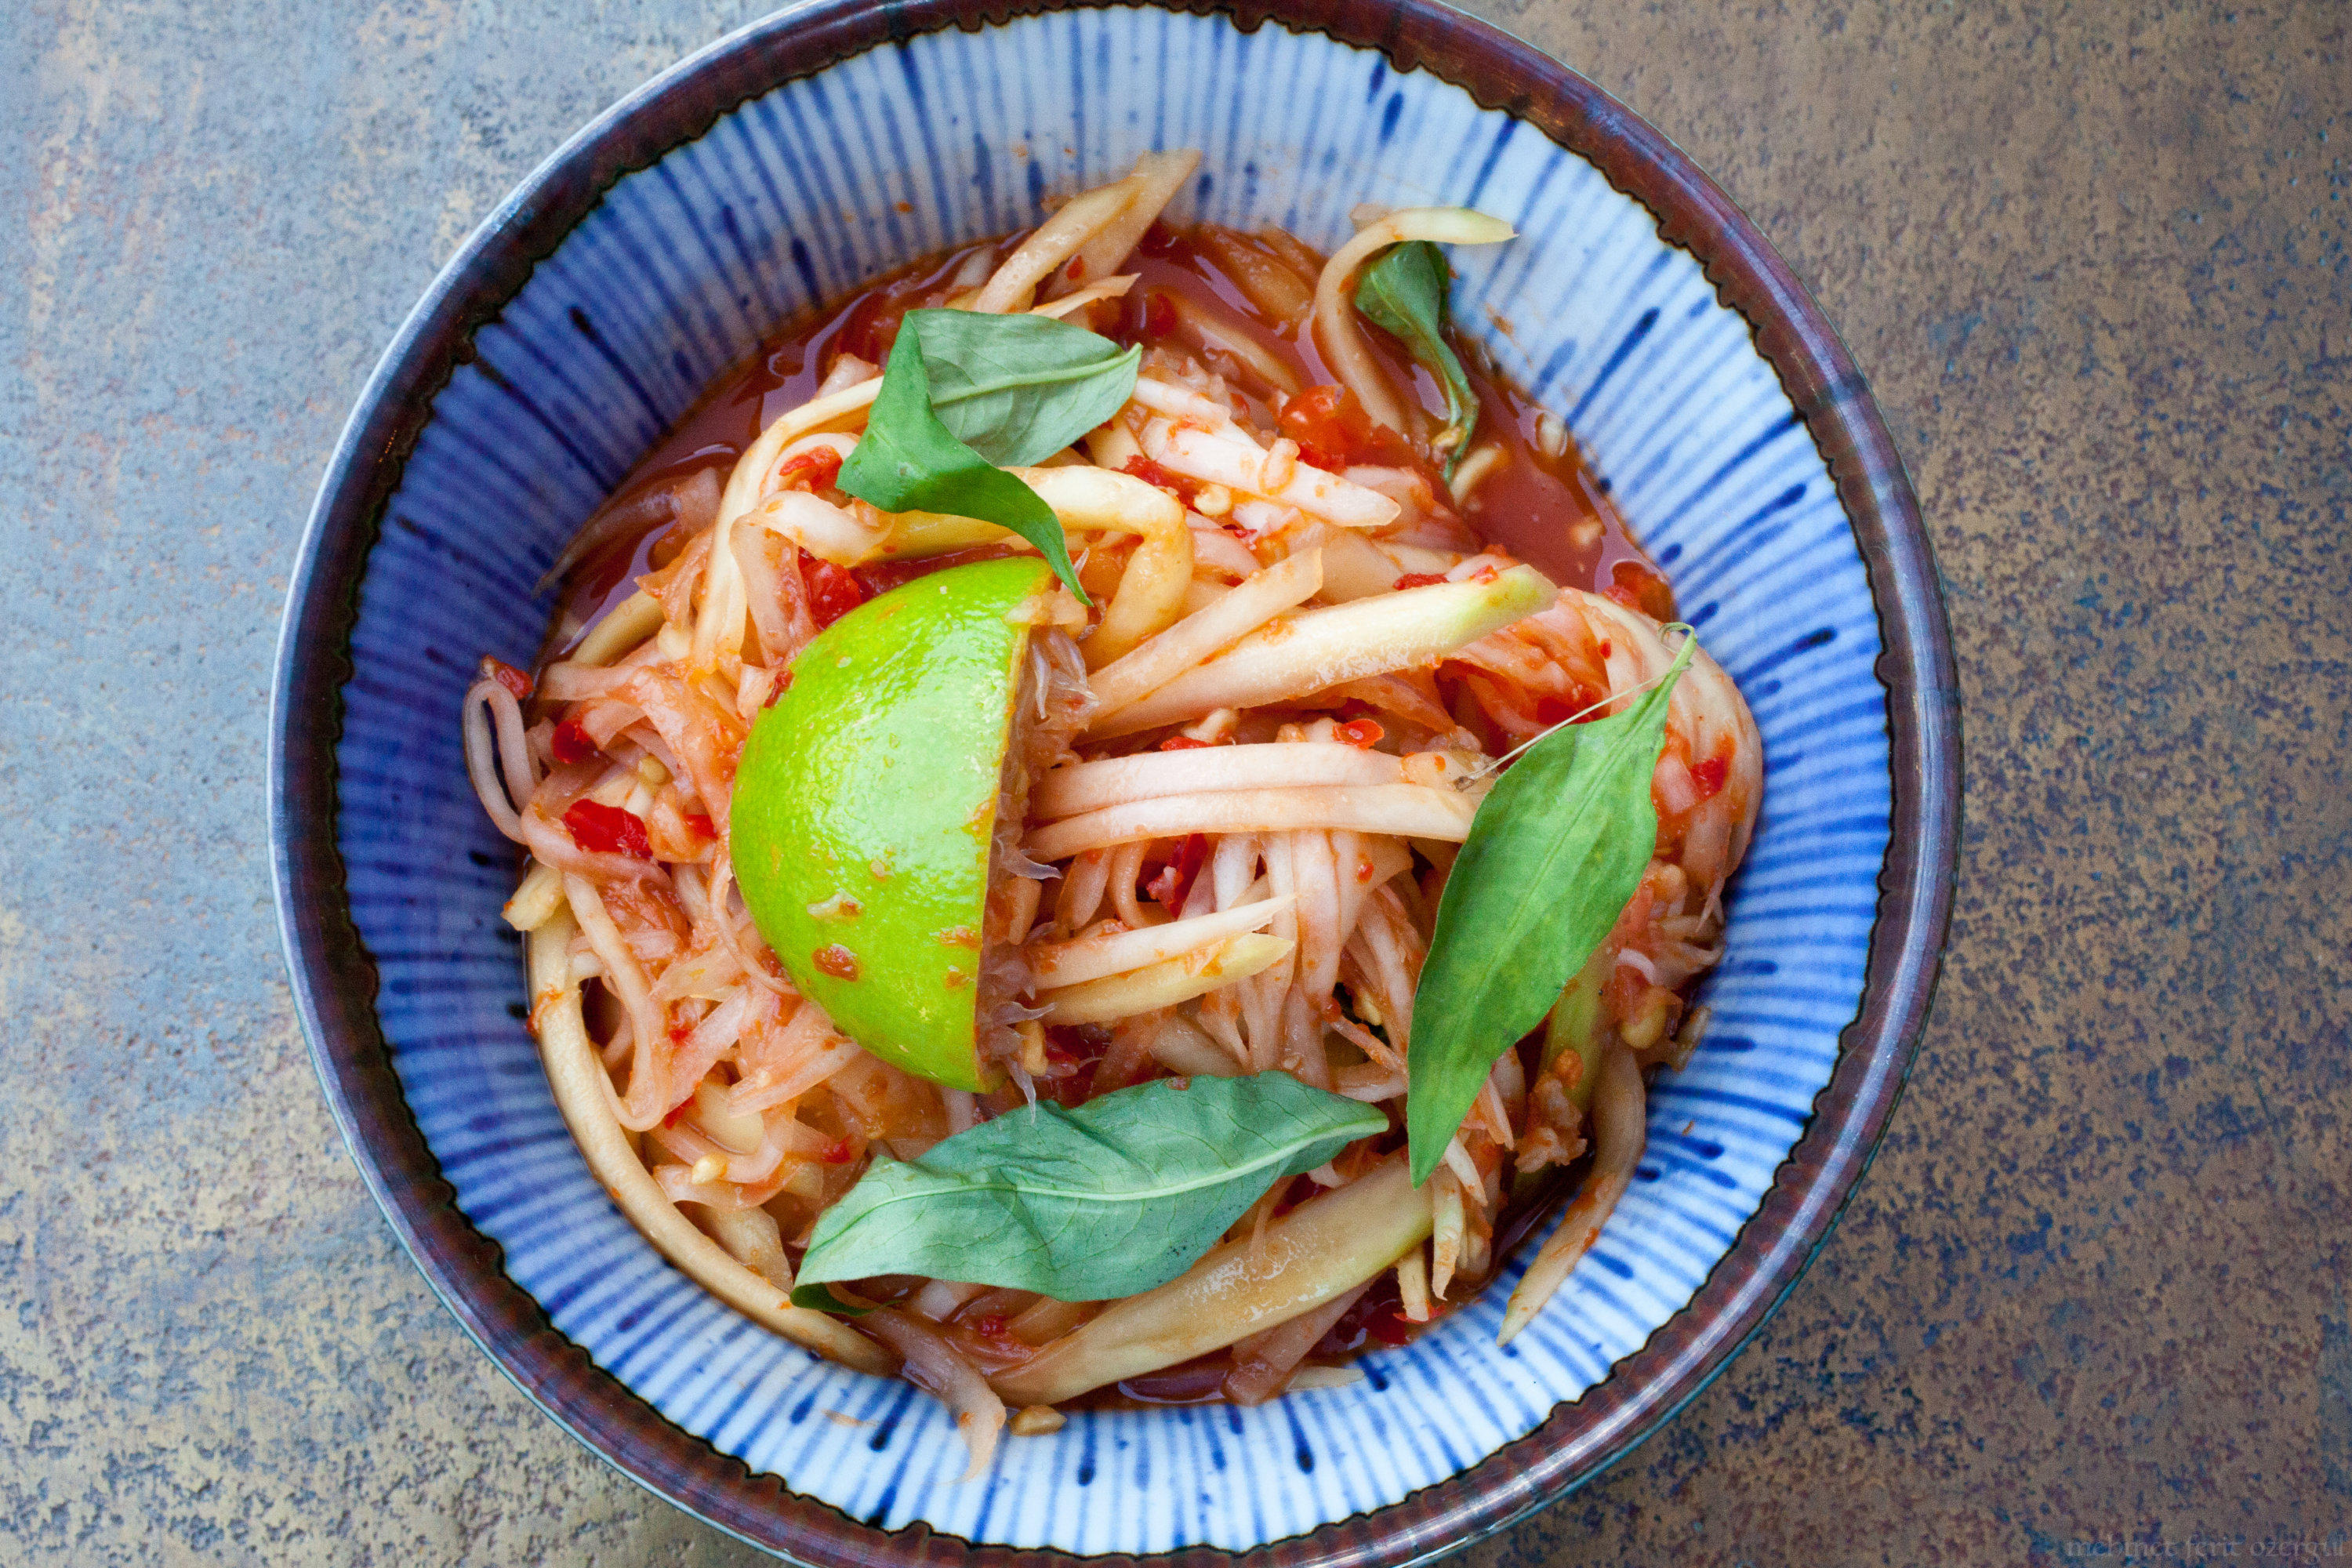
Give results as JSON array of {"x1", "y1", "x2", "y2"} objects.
[{"x1": 731, "y1": 557, "x2": 1054, "y2": 1091}]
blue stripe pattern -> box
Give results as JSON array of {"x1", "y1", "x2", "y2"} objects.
[{"x1": 332, "y1": 10, "x2": 1889, "y2": 1553}]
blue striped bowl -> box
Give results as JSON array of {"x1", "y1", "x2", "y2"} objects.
[{"x1": 270, "y1": 2, "x2": 1958, "y2": 1562}]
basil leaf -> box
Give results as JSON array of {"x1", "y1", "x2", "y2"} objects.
[
  {"x1": 1405, "y1": 630, "x2": 1700, "y2": 1183},
  {"x1": 793, "y1": 1073, "x2": 1385, "y2": 1303},
  {"x1": 1354, "y1": 241, "x2": 1479, "y2": 477},
  {"x1": 835, "y1": 326, "x2": 1090, "y2": 601},
  {"x1": 906, "y1": 309, "x2": 1142, "y2": 467}
]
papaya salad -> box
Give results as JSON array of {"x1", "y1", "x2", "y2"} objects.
[{"x1": 463, "y1": 150, "x2": 1762, "y2": 1472}]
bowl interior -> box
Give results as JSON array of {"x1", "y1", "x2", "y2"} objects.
[{"x1": 322, "y1": 7, "x2": 1890, "y2": 1556}]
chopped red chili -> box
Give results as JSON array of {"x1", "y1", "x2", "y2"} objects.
[
  {"x1": 1603, "y1": 560, "x2": 1677, "y2": 622},
  {"x1": 1335, "y1": 718, "x2": 1384, "y2": 750},
  {"x1": 483, "y1": 656, "x2": 532, "y2": 700},
  {"x1": 1158, "y1": 734, "x2": 1211, "y2": 751},
  {"x1": 550, "y1": 720, "x2": 599, "y2": 764},
  {"x1": 800, "y1": 552, "x2": 869, "y2": 629},
  {"x1": 563, "y1": 799, "x2": 653, "y2": 859},
  {"x1": 818, "y1": 1136, "x2": 856, "y2": 1164},
  {"x1": 1362, "y1": 1303, "x2": 1414, "y2": 1348},
  {"x1": 1690, "y1": 753, "x2": 1730, "y2": 800},
  {"x1": 1313, "y1": 1272, "x2": 1416, "y2": 1356},
  {"x1": 1065, "y1": 256, "x2": 1086, "y2": 281},
  {"x1": 682, "y1": 811, "x2": 717, "y2": 840},
  {"x1": 1147, "y1": 833, "x2": 1210, "y2": 913},
  {"x1": 1392, "y1": 572, "x2": 1449, "y2": 590},
  {"x1": 812, "y1": 943, "x2": 861, "y2": 980},
  {"x1": 1122, "y1": 454, "x2": 1198, "y2": 504},
  {"x1": 776, "y1": 446, "x2": 844, "y2": 492},
  {"x1": 1276, "y1": 384, "x2": 1417, "y2": 471}
]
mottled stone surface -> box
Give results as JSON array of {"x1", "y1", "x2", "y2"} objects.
[{"x1": 2, "y1": 1, "x2": 2343, "y2": 1563}]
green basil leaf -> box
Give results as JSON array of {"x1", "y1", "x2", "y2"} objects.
[
  {"x1": 906, "y1": 309, "x2": 1142, "y2": 467},
  {"x1": 795, "y1": 1073, "x2": 1386, "y2": 1302},
  {"x1": 834, "y1": 327, "x2": 1091, "y2": 602},
  {"x1": 1405, "y1": 630, "x2": 1700, "y2": 1183},
  {"x1": 1353, "y1": 241, "x2": 1479, "y2": 477}
]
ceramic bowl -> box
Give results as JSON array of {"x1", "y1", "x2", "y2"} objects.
[{"x1": 270, "y1": 0, "x2": 1958, "y2": 1561}]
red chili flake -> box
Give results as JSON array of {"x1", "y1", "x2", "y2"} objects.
[
  {"x1": 483, "y1": 656, "x2": 533, "y2": 700},
  {"x1": 776, "y1": 446, "x2": 844, "y2": 492},
  {"x1": 812, "y1": 943, "x2": 861, "y2": 980},
  {"x1": 1392, "y1": 572, "x2": 1449, "y2": 590},
  {"x1": 1065, "y1": 256, "x2": 1086, "y2": 281},
  {"x1": 1158, "y1": 735, "x2": 1212, "y2": 751},
  {"x1": 1146, "y1": 833, "x2": 1210, "y2": 913},
  {"x1": 800, "y1": 552, "x2": 869, "y2": 629},
  {"x1": 564, "y1": 799, "x2": 653, "y2": 859},
  {"x1": 1335, "y1": 718, "x2": 1384, "y2": 750},
  {"x1": 550, "y1": 720, "x2": 599, "y2": 764},
  {"x1": 1598, "y1": 640, "x2": 1614, "y2": 659},
  {"x1": 1121, "y1": 453, "x2": 1198, "y2": 504},
  {"x1": 1356, "y1": 857, "x2": 1375, "y2": 884},
  {"x1": 974, "y1": 1314, "x2": 1011, "y2": 1339},
  {"x1": 1690, "y1": 753, "x2": 1730, "y2": 801},
  {"x1": 818, "y1": 1136, "x2": 856, "y2": 1165},
  {"x1": 764, "y1": 670, "x2": 794, "y2": 706},
  {"x1": 682, "y1": 811, "x2": 717, "y2": 840},
  {"x1": 1142, "y1": 290, "x2": 1178, "y2": 339}
]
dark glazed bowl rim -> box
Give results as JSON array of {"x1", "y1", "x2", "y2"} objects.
[{"x1": 269, "y1": 0, "x2": 1960, "y2": 1562}]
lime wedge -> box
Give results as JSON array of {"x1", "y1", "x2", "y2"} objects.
[{"x1": 732, "y1": 557, "x2": 1060, "y2": 1091}]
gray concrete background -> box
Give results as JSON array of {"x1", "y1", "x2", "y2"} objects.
[{"x1": 2, "y1": 2, "x2": 2345, "y2": 1563}]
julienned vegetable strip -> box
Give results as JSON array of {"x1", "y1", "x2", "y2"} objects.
[
  {"x1": 993, "y1": 1156, "x2": 1434, "y2": 1406},
  {"x1": 525, "y1": 912, "x2": 890, "y2": 1374},
  {"x1": 1091, "y1": 567, "x2": 1553, "y2": 736}
]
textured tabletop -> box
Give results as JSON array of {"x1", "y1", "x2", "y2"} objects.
[{"x1": 2, "y1": 3, "x2": 2345, "y2": 1563}]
